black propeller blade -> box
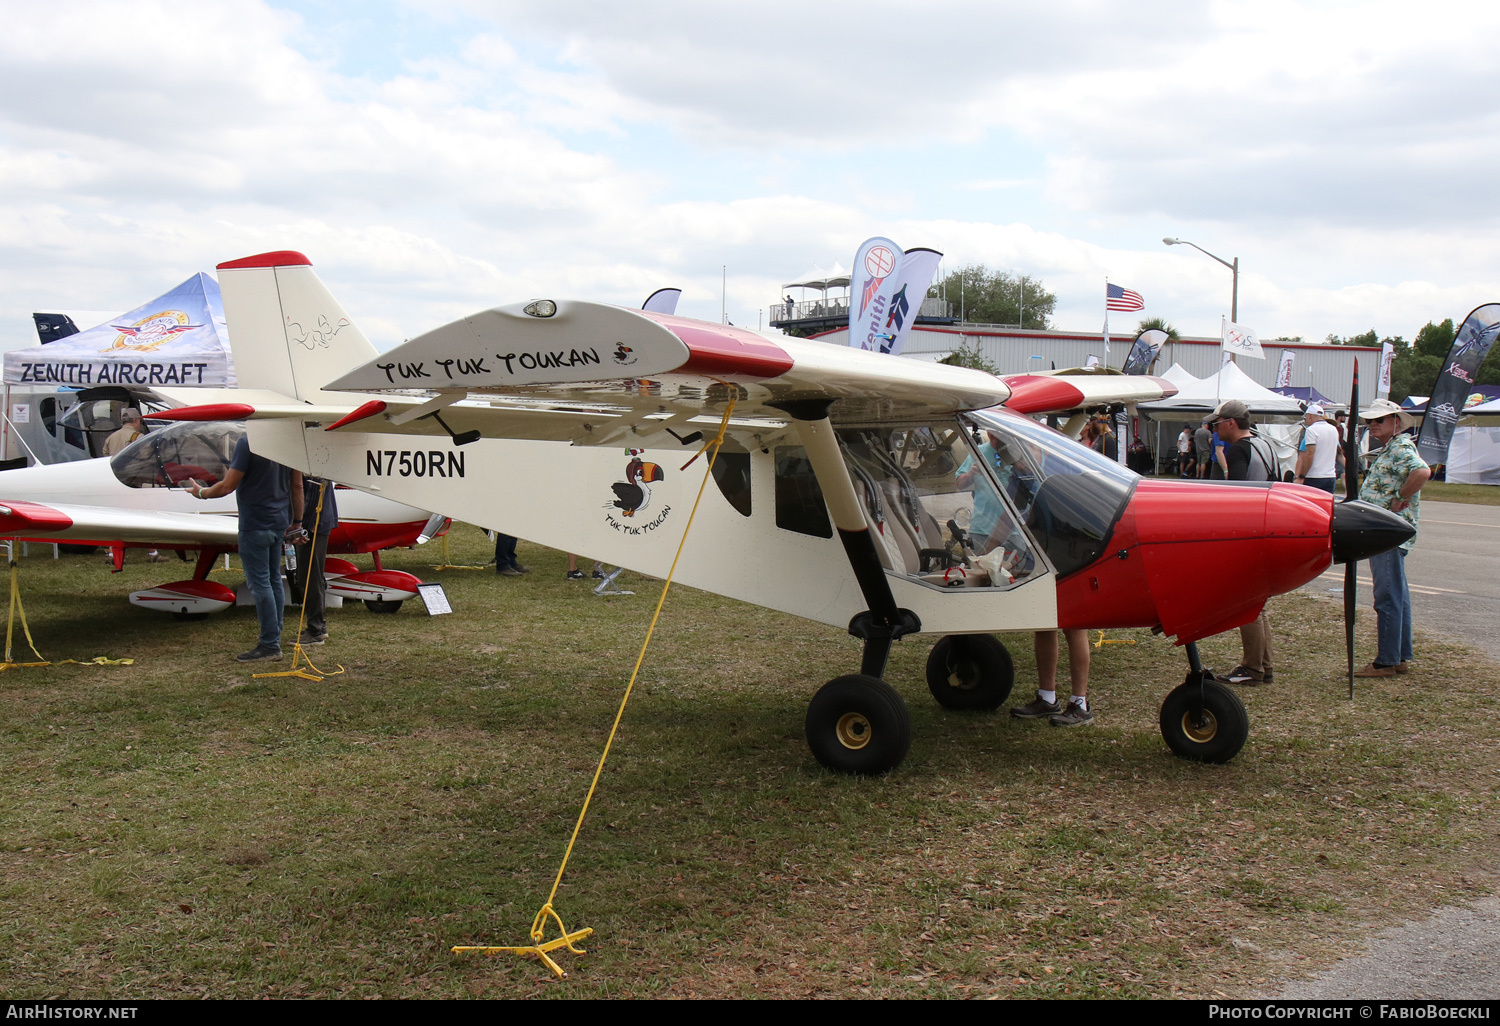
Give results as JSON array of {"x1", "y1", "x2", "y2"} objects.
[{"x1": 1343, "y1": 360, "x2": 1360, "y2": 699}]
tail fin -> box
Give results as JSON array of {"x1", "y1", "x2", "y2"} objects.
[{"x1": 215, "y1": 251, "x2": 379, "y2": 402}]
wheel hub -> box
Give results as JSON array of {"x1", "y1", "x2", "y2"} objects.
[
  {"x1": 835, "y1": 712, "x2": 872, "y2": 750},
  {"x1": 946, "y1": 656, "x2": 980, "y2": 691},
  {"x1": 1181, "y1": 709, "x2": 1219, "y2": 743}
]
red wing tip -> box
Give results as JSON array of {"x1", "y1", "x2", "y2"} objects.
[
  {"x1": 216, "y1": 251, "x2": 312, "y2": 270},
  {"x1": 0, "y1": 500, "x2": 73, "y2": 531},
  {"x1": 144, "y1": 403, "x2": 256, "y2": 422},
  {"x1": 327, "y1": 400, "x2": 388, "y2": 431}
]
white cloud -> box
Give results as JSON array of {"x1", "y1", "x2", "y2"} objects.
[{"x1": 0, "y1": 0, "x2": 1494, "y2": 358}]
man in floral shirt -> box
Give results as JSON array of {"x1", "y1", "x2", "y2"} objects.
[{"x1": 1354, "y1": 399, "x2": 1431, "y2": 677}]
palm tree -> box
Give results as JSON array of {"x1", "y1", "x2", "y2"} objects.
[{"x1": 1136, "y1": 316, "x2": 1180, "y2": 342}]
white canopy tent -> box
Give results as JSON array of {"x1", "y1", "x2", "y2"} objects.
[
  {"x1": 1138, "y1": 360, "x2": 1305, "y2": 421},
  {"x1": 1158, "y1": 362, "x2": 1201, "y2": 392},
  {"x1": 1141, "y1": 361, "x2": 1305, "y2": 478},
  {"x1": 2, "y1": 272, "x2": 234, "y2": 464},
  {"x1": 782, "y1": 262, "x2": 851, "y2": 291},
  {"x1": 4, "y1": 272, "x2": 234, "y2": 389}
]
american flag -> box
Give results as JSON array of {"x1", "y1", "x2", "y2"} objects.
[{"x1": 1106, "y1": 283, "x2": 1144, "y2": 311}]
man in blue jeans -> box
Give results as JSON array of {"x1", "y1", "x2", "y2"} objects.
[
  {"x1": 187, "y1": 436, "x2": 303, "y2": 661},
  {"x1": 1353, "y1": 399, "x2": 1430, "y2": 677}
]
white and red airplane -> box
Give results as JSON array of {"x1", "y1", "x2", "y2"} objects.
[
  {"x1": 0, "y1": 419, "x2": 448, "y2": 617},
  {"x1": 140, "y1": 250, "x2": 1410, "y2": 772}
]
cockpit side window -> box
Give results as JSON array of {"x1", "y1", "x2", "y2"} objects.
[
  {"x1": 965, "y1": 409, "x2": 1136, "y2": 578},
  {"x1": 836, "y1": 422, "x2": 1043, "y2": 591},
  {"x1": 110, "y1": 421, "x2": 246, "y2": 489}
]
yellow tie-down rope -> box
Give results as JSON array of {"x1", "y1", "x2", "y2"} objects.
[
  {"x1": 454, "y1": 396, "x2": 739, "y2": 977},
  {"x1": 0, "y1": 547, "x2": 133, "y2": 672},
  {"x1": 256, "y1": 480, "x2": 344, "y2": 682},
  {"x1": 430, "y1": 533, "x2": 489, "y2": 571},
  {"x1": 1092, "y1": 630, "x2": 1137, "y2": 649}
]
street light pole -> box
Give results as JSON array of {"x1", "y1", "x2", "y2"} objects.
[{"x1": 1163, "y1": 237, "x2": 1238, "y2": 322}]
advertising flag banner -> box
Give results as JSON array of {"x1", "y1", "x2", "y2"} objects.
[
  {"x1": 1121, "y1": 328, "x2": 1168, "y2": 375},
  {"x1": 3, "y1": 272, "x2": 234, "y2": 388},
  {"x1": 876, "y1": 247, "x2": 942, "y2": 355},
  {"x1": 849, "y1": 237, "x2": 905, "y2": 352},
  {"x1": 1416, "y1": 303, "x2": 1500, "y2": 465},
  {"x1": 1222, "y1": 318, "x2": 1264, "y2": 360},
  {"x1": 1276, "y1": 348, "x2": 1295, "y2": 387},
  {"x1": 1378, "y1": 341, "x2": 1395, "y2": 396}
]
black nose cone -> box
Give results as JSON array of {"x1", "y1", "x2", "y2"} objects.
[{"x1": 1331, "y1": 499, "x2": 1416, "y2": 563}]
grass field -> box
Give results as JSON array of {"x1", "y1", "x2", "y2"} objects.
[
  {"x1": 1, "y1": 529, "x2": 1497, "y2": 999},
  {"x1": 1419, "y1": 481, "x2": 1500, "y2": 506}
]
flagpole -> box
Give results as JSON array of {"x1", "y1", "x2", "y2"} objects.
[
  {"x1": 1218, "y1": 315, "x2": 1226, "y2": 407},
  {"x1": 1103, "y1": 278, "x2": 1110, "y2": 361}
]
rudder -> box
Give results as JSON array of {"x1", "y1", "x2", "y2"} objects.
[{"x1": 216, "y1": 251, "x2": 378, "y2": 402}]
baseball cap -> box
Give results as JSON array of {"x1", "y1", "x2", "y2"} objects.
[
  {"x1": 1306, "y1": 402, "x2": 1325, "y2": 417},
  {"x1": 1210, "y1": 399, "x2": 1249, "y2": 422}
]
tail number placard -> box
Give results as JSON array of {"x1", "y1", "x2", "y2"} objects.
[{"x1": 366, "y1": 450, "x2": 466, "y2": 478}]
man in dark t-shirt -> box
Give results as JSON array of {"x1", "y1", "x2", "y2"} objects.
[
  {"x1": 188, "y1": 435, "x2": 303, "y2": 661},
  {"x1": 294, "y1": 477, "x2": 339, "y2": 646},
  {"x1": 1194, "y1": 420, "x2": 1213, "y2": 478},
  {"x1": 1210, "y1": 400, "x2": 1275, "y2": 685}
]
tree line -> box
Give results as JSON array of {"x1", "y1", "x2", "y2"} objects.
[
  {"x1": 1328, "y1": 321, "x2": 1500, "y2": 405},
  {"x1": 933, "y1": 265, "x2": 1055, "y2": 330}
]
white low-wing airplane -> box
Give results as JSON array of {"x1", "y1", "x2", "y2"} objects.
[
  {"x1": 0, "y1": 418, "x2": 449, "y2": 616},
  {"x1": 145, "y1": 250, "x2": 1412, "y2": 772}
]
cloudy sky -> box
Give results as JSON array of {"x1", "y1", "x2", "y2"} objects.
[{"x1": 2, "y1": 0, "x2": 1496, "y2": 352}]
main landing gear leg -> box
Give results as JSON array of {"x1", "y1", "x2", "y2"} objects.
[
  {"x1": 772, "y1": 399, "x2": 920, "y2": 776},
  {"x1": 1159, "y1": 641, "x2": 1249, "y2": 763}
]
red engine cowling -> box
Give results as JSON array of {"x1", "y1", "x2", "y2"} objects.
[{"x1": 1056, "y1": 480, "x2": 1335, "y2": 644}]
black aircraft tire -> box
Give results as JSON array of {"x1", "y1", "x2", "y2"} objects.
[
  {"x1": 925, "y1": 634, "x2": 1014, "y2": 711},
  {"x1": 1159, "y1": 680, "x2": 1249, "y2": 763},
  {"x1": 364, "y1": 600, "x2": 403, "y2": 614},
  {"x1": 805, "y1": 674, "x2": 911, "y2": 775}
]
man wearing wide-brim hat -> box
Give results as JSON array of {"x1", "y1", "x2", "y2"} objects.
[{"x1": 1353, "y1": 398, "x2": 1430, "y2": 678}]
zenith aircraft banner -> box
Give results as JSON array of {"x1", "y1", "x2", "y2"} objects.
[
  {"x1": 1121, "y1": 328, "x2": 1168, "y2": 375},
  {"x1": 849, "y1": 237, "x2": 904, "y2": 353},
  {"x1": 3, "y1": 272, "x2": 234, "y2": 388},
  {"x1": 1416, "y1": 302, "x2": 1500, "y2": 465},
  {"x1": 875, "y1": 247, "x2": 942, "y2": 356}
]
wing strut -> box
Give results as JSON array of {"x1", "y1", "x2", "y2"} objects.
[{"x1": 770, "y1": 400, "x2": 920, "y2": 677}]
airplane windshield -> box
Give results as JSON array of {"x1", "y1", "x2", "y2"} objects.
[
  {"x1": 964, "y1": 409, "x2": 1136, "y2": 578},
  {"x1": 110, "y1": 421, "x2": 245, "y2": 490},
  {"x1": 837, "y1": 422, "x2": 1043, "y2": 590}
]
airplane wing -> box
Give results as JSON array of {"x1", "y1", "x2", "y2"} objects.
[
  {"x1": 151, "y1": 303, "x2": 1169, "y2": 450},
  {"x1": 0, "y1": 500, "x2": 241, "y2": 547}
]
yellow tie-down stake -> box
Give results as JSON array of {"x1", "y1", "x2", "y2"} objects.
[{"x1": 453, "y1": 903, "x2": 594, "y2": 978}]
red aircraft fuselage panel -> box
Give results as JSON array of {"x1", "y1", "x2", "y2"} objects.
[{"x1": 1056, "y1": 480, "x2": 1335, "y2": 643}]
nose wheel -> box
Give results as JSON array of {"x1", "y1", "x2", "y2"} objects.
[
  {"x1": 925, "y1": 634, "x2": 1014, "y2": 710},
  {"x1": 1159, "y1": 677, "x2": 1248, "y2": 763},
  {"x1": 805, "y1": 674, "x2": 912, "y2": 775}
]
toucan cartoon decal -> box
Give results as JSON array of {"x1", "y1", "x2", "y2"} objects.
[
  {"x1": 613, "y1": 342, "x2": 637, "y2": 366},
  {"x1": 609, "y1": 448, "x2": 663, "y2": 517}
]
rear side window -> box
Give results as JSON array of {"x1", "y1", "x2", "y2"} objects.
[{"x1": 773, "y1": 446, "x2": 832, "y2": 538}]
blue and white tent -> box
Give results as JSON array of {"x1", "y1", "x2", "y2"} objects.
[{"x1": 4, "y1": 272, "x2": 235, "y2": 388}]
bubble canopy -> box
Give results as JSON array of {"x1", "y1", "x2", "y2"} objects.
[{"x1": 110, "y1": 420, "x2": 245, "y2": 490}]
